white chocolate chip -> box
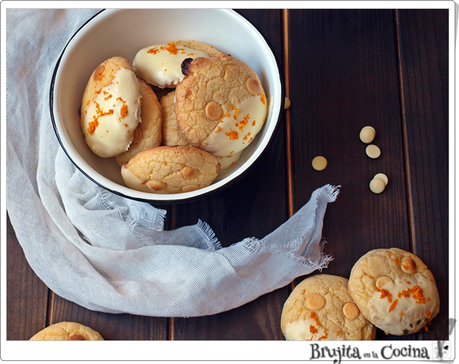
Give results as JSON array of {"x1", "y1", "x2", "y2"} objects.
[
  {"x1": 312, "y1": 156, "x2": 327, "y2": 171},
  {"x1": 284, "y1": 97, "x2": 291, "y2": 109},
  {"x1": 366, "y1": 144, "x2": 381, "y2": 159},
  {"x1": 306, "y1": 294, "x2": 326, "y2": 311},
  {"x1": 373, "y1": 173, "x2": 388, "y2": 186},
  {"x1": 359, "y1": 126, "x2": 376, "y2": 144},
  {"x1": 401, "y1": 257, "x2": 416, "y2": 274},
  {"x1": 376, "y1": 276, "x2": 393, "y2": 289},
  {"x1": 370, "y1": 177, "x2": 386, "y2": 194},
  {"x1": 342, "y1": 302, "x2": 360, "y2": 320}
]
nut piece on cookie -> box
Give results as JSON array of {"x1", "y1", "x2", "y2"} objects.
[
  {"x1": 160, "y1": 90, "x2": 191, "y2": 147},
  {"x1": 121, "y1": 145, "x2": 220, "y2": 194},
  {"x1": 175, "y1": 54, "x2": 268, "y2": 158},
  {"x1": 114, "y1": 78, "x2": 163, "y2": 166},
  {"x1": 133, "y1": 40, "x2": 222, "y2": 89},
  {"x1": 80, "y1": 56, "x2": 142, "y2": 158},
  {"x1": 280, "y1": 274, "x2": 376, "y2": 341},
  {"x1": 29, "y1": 322, "x2": 104, "y2": 341},
  {"x1": 348, "y1": 248, "x2": 440, "y2": 335}
]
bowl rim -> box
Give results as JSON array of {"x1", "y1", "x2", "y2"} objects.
[{"x1": 49, "y1": 8, "x2": 285, "y2": 204}]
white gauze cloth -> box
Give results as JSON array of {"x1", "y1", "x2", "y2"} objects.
[{"x1": 6, "y1": 9, "x2": 339, "y2": 317}]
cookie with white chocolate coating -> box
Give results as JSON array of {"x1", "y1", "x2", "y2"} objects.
[
  {"x1": 133, "y1": 40, "x2": 222, "y2": 89},
  {"x1": 80, "y1": 56, "x2": 142, "y2": 158},
  {"x1": 348, "y1": 248, "x2": 440, "y2": 335},
  {"x1": 175, "y1": 54, "x2": 268, "y2": 157},
  {"x1": 281, "y1": 274, "x2": 376, "y2": 341},
  {"x1": 121, "y1": 145, "x2": 220, "y2": 194}
]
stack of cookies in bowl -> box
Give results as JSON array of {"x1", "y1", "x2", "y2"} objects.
[{"x1": 80, "y1": 40, "x2": 268, "y2": 195}]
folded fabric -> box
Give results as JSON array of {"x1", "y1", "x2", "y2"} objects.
[{"x1": 6, "y1": 8, "x2": 339, "y2": 317}]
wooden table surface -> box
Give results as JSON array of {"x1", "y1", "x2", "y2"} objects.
[{"x1": 7, "y1": 8, "x2": 449, "y2": 341}]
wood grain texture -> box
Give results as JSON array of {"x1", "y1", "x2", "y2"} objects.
[
  {"x1": 287, "y1": 9, "x2": 415, "y2": 340},
  {"x1": 7, "y1": 214, "x2": 49, "y2": 340},
  {"x1": 49, "y1": 294, "x2": 169, "y2": 340},
  {"x1": 172, "y1": 9, "x2": 288, "y2": 340},
  {"x1": 396, "y1": 9, "x2": 449, "y2": 340}
]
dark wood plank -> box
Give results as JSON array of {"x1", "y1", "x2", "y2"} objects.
[
  {"x1": 287, "y1": 9, "x2": 413, "y2": 340},
  {"x1": 49, "y1": 295, "x2": 169, "y2": 340},
  {"x1": 173, "y1": 9, "x2": 288, "y2": 340},
  {"x1": 397, "y1": 9, "x2": 449, "y2": 340},
  {"x1": 7, "y1": 213, "x2": 49, "y2": 340}
]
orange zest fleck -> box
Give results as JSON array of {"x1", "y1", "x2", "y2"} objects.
[
  {"x1": 376, "y1": 288, "x2": 393, "y2": 303},
  {"x1": 310, "y1": 312, "x2": 321, "y2": 327},
  {"x1": 238, "y1": 115, "x2": 249, "y2": 130},
  {"x1": 309, "y1": 325, "x2": 318, "y2": 334},
  {"x1": 407, "y1": 286, "x2": 426, "y2": 304},
  {"x1": 148, "y1": 42, "x2": 182, "y2": 56},
  {"x1": 336, "y1": 330, "x2": 342, "y2": 335},
  {"x1": 231, "y1": 105, "x2": 240, "y2": 120},
  {"x1": 318, "y1": 328, "x2": 328, "y2": 341},
  {"x1": 260, "y1": 93, "x2": 266, "y2": 104},
  {"x1": 399, "y1": 312, "x2": 403, "y2": 316},
  {"x1": 424, "y1": 325, "x2": 429, "y2": 332},
  {"x1": 147, "y1": 47, "x2": 159, "y2": 55},
  {"x1": 225, "y1": 130, "x2": 239, "y2": 140},
  {"x1": 389, "y1": 299, "x2": 399, "y2": 313},
  {"x1": 243, "y1": 132, "x2": 252, "y2": 141},
  {"x1": 215, "y1": 126, "x2": 222, "y2": 133},
  {"x1": 87, "y1": 120, "x2": 99, "y2": 135},
  {"x1": 427, "y1": 311, "x2": 432, "y2": 319},
  {"x1": 120, "y1": 104, "x2": 128, "y2": 118},
  {"x1": 398, "y1": 289, "x2": 410, "y2": 298}
]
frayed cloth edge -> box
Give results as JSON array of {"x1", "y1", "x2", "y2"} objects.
[{"x1": 196, "y1": 219, "x2": 222, "y2": 251}]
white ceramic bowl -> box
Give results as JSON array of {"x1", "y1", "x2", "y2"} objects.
[{"x1": 51, "y1": 9, "x2": 283, "y2": 203}]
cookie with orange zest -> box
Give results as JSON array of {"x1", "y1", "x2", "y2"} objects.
[
  {"x1": 348, "y1": 248, "x2": 440, "y2": 335},
  {"x1": 281, "y1": 274, "x2": 376, "y2": 341},
  {"x1": 175, "y1": 54, "x2": 268, "y2": 158}
]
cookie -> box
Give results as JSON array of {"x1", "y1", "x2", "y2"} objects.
[
  {"x1": 29, "y1": 322, "x2": 104, "y2": 341},
  {"x1": 80, "y1": 56, "x2": 142, "y2": 158},
  {"x1": 121, "y1": 145, "x2": 220, "y2": 194},
  {"x1": 160, "y1": 90, "x2": 190, "y2": 147},
  {"x1": 281, "y1": 274, "x2": 376, "y2": 340},
  {"x1": 133, "y1": 40, "x2": 222, "y2": 88},
  {"x1": 175, "y1": 54, "x2": 268, "y2": 157},
  {"x1": 348, "y1": 248, "x2": 440, "y2": 335},
  {"x1": 114, "y1": 78, "x2": 163, "y2": 166}
]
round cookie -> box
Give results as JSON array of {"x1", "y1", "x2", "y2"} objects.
[
  {"x1": 348, "y1": 248, "x2": 440, "y2": 335},
  {"x1": 29, "y1": 322, "x2": 104, "y2": 341},
  {"x1": 175, "y1": 54, "x2": 268, "y2": 157},
  {"x1": 160, "y1": 90, "x2": 190, "y2": 147},
  {"x1": 121, "y1": 145, "x2": 220, "y2": 194},
  {"x1": 281, "y1": 274, "x2": 376, "y2": 340},
  {"x1": 133, "y1": 40, "x2": 222, "y2": 89},
  {"x1": 80, "y1": 56, "x2": 142, "y2": 158},
  {"x1": 114, "y1": 78, "x2": 163, "y2": 166}
]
